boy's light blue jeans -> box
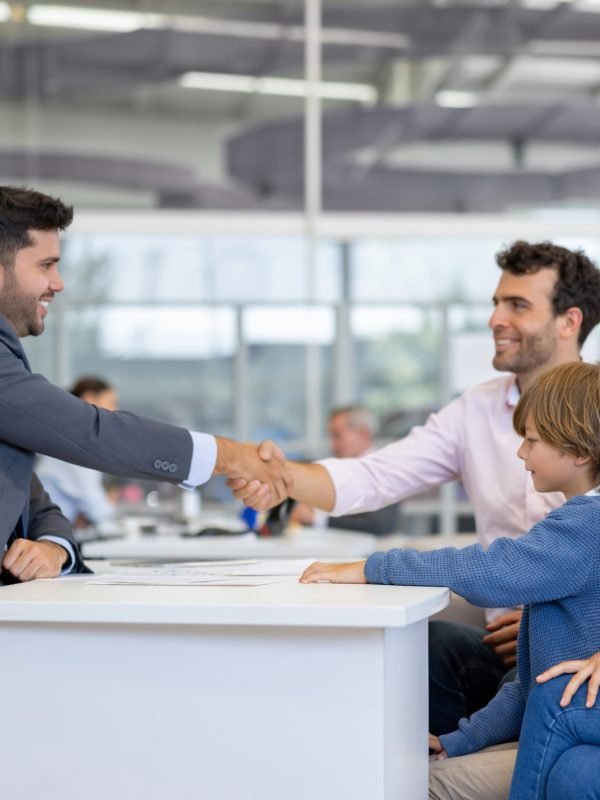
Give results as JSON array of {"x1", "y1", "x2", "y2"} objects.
[{"x1": 510, "y1": 674, "x2": 600, "y2": 799}]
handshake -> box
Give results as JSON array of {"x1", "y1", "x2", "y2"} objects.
[
  {"x1": 215, "y1": 437, "x2": 292, "y2": 511},
  {"x1": 214, "y1": 437, "x2": 335, "y2": 514}
]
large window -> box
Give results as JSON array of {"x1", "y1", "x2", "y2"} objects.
[
  {"x1": 24, "y1": 221, "x2": 600, "y2": 453},
  {"x1": 21, "y1": 217, "x2": 600, "y2": 523}
]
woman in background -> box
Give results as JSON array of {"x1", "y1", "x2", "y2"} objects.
[{"x1": 37, "y1": 376, "x2": 118, "y2": 527}]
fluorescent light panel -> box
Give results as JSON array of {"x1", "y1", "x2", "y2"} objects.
[
  {"x1": 0, "y1": 1, "x2": 11, "y2": 22},
  {"x1": 530, "y1": 39, "x2": 600, "y2": 55},
  {"x1": 180, "y1": 72, "x2": 377, "y2": 103},
  {"x1": 27, "y1": 5, "x2": 150, "y2": 31},
  {"x1": 24, "y1": 4, "x2": 410, "y2": 49},
  {"x1": 435, "y1": 90, "x2": 479, "y2": 108}
]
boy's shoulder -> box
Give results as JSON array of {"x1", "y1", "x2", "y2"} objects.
[{"x1": 559, "y1": 493, "x2": 600, "y2": 516}]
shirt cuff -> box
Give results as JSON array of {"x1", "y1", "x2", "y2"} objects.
[
  {"x1": 180, "y1": 432, "x2": 218, "y2": 489},
  {"x1": 38, "y1": 535, "x2": 76, "y2": 575},
  {"x1": 316, "y1": 457, "x2": 360, "y2": 515},
  {"x1": 439, "y1": 728, "x2": 475, "y2": 758}
]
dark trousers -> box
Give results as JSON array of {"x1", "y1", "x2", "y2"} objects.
[{"x1": 429, "y1": 619, "x2": 514, "y2": 736}]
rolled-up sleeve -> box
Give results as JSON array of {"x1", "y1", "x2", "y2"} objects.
[{"x1": 319, "y1": 398, "x2": 464, "y2": 516}]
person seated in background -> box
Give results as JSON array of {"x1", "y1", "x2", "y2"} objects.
[
  {"x1": 299, "y1": 361, "x2": 600, "y2": 800},
  {"x1": 289, "y1": 404, "x2": 400, "y2": 536},
  {"x1": 36, "y1": 377, "x2": 119, "y2": 527}
]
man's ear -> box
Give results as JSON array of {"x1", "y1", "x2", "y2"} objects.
[{"x1": 559, "y1": 306, "x2": 583, "y2": 341}]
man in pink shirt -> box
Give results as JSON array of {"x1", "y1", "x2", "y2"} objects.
[{"x1": 233, "y1": 240, "x2": 600, "y2": 798}]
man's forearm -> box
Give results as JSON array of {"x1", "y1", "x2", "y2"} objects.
[{"x1": 288, "y1": 462, "x2": 335, "y2": 512}]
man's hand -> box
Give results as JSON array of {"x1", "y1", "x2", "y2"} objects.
[
  {"x1": 299, "y1": 560, "x2": 367, "y2": 584},
  {"x1": 229, "y1": 442, "x2": 337, "y2": 515},
  {"x1": 216, "y1": 438, "x2": 292, "y2": 509},
  {"x1": 227, "y1": 439, "x2": 293, "y2": 511},
  {"x1": 429, "y1": 734, "x2": 448, "y2": 761},
  {"x1": 537, "y1": 652, "x2": 600, "y2": 709},
  {"x1": 482, "y1": 609, "x2": 522, "y2": 668},
  {"x1": 2, "y1": 539, "x2": 68, "y2": 581}
]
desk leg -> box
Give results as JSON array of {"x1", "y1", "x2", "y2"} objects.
[{"x1": 383, "y1": 621, "x2": 429, "y2": 799}]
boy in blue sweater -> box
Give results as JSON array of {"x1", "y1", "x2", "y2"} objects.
[{"x1": 300, "y1": 360, "x2": 600, "y2": 798}]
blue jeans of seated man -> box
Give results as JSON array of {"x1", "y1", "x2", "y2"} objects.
[
  {"x1": 509, "y1": 675, "x2": 600, "y2": 800},
  {"x1": 429, "y1": 620, "x2": 510, "y2": 736}
]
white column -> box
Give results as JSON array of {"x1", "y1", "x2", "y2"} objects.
[{"x1": 304, "y1": 0, "x2": 323, "y2": 456}]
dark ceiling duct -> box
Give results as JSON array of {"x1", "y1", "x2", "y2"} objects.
[
  {"x1": 0, "y1": 150, "x2": 262, "y2": 209},
  {"x1": 3, "y1": 4, "x2": 600, "y2": 99}
]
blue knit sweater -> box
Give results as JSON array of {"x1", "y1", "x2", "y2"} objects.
[{"x1": 364, "y1": 494, "x2": 600, "y2": 757}]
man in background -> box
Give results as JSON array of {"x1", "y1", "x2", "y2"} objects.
[
  {"x1": 291, "y1": 405, "x2": 399, "y2": 535},
  {"x1": 37, "y1": 377, "x2": 118, "y2": 527}
]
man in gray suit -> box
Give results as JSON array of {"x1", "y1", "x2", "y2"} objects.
[{"x1": 0, "y1": 185, "x2": 290, "y2": 583}]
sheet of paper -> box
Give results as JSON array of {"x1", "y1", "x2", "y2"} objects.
[
  {"x1": 107, "y1": 560, "x2": 258, "y2": 573},
  {"x1": 103, "y1": 559, "x2": 312, "y2": 577},
  {"x1": 46, "y1": 559, "x2": 311, "y2": 586},
  {"x1": 196, "y1": 559, "x2": 313, "y2": 576},
  {"x1": 85, "y1": 574, "x2": 284, "y2": 587}
]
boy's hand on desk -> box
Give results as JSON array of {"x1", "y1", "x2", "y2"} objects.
[
  {"x1": 299, "y1": 560, "x2": 367, "y2": 584},
  {"x1": 482, "y1": 609, "x2": 522, "y2": 668},
  {"x1": 2, "y1": 539, "x2": 67, "y2": 581},
  {"x1": 428, "y1": 734, "x2": 448, "y2": 760},
  {"x1": 537, "y1": 652, "x2": 600, "y2": 709}
]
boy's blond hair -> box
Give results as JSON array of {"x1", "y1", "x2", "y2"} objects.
[{"x1": 513, "y1": 361, "x2": 600, "y2": 478}]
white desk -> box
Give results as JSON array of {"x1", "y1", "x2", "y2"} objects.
[
  {"x1": 82, "y1": 527, "x2": 378, "y2": 562},
  {"x1": 0, "y1": 571, "x2": 448, "y2": 800}
]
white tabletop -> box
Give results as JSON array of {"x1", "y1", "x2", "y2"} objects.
[
  {"x1": 0, "y1": 572, "x2": 448, "y2": 628},
  {"x1": 81, "y1": 526, "x2": 378, "y2": 561}
]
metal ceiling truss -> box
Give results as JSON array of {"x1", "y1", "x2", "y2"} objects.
[{"x1": 3, "y1": 5, "x2": 600, "y2": 99}]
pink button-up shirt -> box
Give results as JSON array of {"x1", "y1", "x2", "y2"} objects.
[{"x1": 320, "y1": 376, "x2": 564, "y2": 617}]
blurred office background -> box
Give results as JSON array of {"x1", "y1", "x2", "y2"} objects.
[{"x1": 2, "y1": 0, "x2": 600, "y2": 527}]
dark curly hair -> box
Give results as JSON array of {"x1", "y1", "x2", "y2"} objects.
[
  {"x1": 496, "y1": 240, "x2": 600, "y2": 346},
  {"x1": 0, "y1": 185, "x2": 73, "y2": 269}
]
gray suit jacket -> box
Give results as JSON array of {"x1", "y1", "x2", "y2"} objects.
[{"x1": 0, "y1": 314, "x2": 194, "y2": 552}]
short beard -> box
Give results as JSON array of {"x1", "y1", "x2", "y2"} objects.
[
  {"x1": 493, "y1": 328, "x2": 557, "y2": 375},
  {"x1": 0, "y1": 267, "x2": 43, "y2": 337}
]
